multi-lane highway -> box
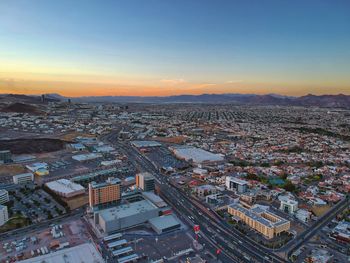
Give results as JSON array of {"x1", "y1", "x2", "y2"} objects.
[{"x1": 104, "y1": 135, "x2": 286, "y2": 263}]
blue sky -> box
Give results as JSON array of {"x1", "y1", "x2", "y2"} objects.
[{"x1": 0, "y1": 0, "x2": 349, "y2": 96}]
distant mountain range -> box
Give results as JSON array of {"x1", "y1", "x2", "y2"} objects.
[{"x1": 0, "y1": 93, "x2": 350, "y2": 109}]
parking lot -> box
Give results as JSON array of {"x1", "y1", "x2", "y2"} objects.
[
  {"x1": 0, "y1": 219, "x2": 91, "y2": 262},
  {"x1": 7, "y1": 184, "x2": 66, "y2": 223},
  {"x1": 99, "y1": 228, "x2": 198, "y2": 263},
  {"x1": 144, "y1": 146, "x2": 189, "y2": 170}
]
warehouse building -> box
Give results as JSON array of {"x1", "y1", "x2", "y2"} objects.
[
  {"x1": 131, "y1": 141, "x2": 161, "y2": 148},
  {"x1": 142, "y1": 191, "x2": 167, "y2": 208},
  {"x1": 18, "y1": 243, "x2": 104, "y2": 263},
  {"x1": 169, "y1": 145, "x2": 224, "y2": 164},
  {"x1": 46, "y1": 179, "x2": 85, "y2": 198},
  {"x1": 149, "y1": 215, "x2": 181, "y2": 234},
  {"x1": 96, "y1": 199, "x2": 159, "y2": 234},
  {"x1": 72, "y1": 153, "x2": 102, "y2": 162}
]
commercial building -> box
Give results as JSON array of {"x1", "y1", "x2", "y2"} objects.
[
  {"x1": 0, "y1": 205, "x2": 9, "y2": 226},
  {"x1": 72, "y1": 153, "x2": 102, "y2": 162},
  {"x1": 228, "y1": 204, "x2": 290, "y2": 239},
  {"x1": 142, "y1": 191, "x2": 167, "y2": 208},
  {"x1": 26, "y1": 162, "x2": 49, "y2": 173},
  {"x1": 331, "y1": 221, "x2": 350, "y2": 243},
  {"x1": 136, "y1": 172, "x2": 155, "y2": 192},
  {"x1": 149, "y1": 215, "x2": 181, "y2": 234},
  {"x1": 70, "y1": 143, "x2": 86, "y2": 151},
  {"x1": 34, "y1": 168, "x2": 49, "y2": 176},
  {"x1": 13, "y1": 172, "x2": 34, "y2": 184},
  {"x1": 46, "y1": 179, "x2": 85, "y2": 198},
  {"x1": 0, "y1": 150, "x2": 12, "y2": 164},
  {"x1": 225, "y1": 176, "x2": 248, "y2": 193},
  {"x1": 0, "y1": 189, "x2": 9, "y2": 205},
  {"x1": 279, "y1": 196, "x2": 298, "y2": 214},
  {"x1": 18, "y1": 243, "x2": 104, "y2": 263},
  {"x1": 295, "y1": 209, "x2": 312, "y2": 223},
  {"x1": 170, "y1": 146, "x2": 224, "y2": 164},
  {"x1": 194, "y1": 184, "x2": 218, "y2": 197},
  {"x1": 131, "y1": 141, "x2": 161, "y2": 148},
  {"x1": 96, "y1": 199, "x2": 159, "y2": 234},
  {"x1": 89, "y1": 177, "x2": 121, "y2": 208}
]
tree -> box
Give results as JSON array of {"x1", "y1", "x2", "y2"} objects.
[{"x1": 283, "y1": 181, "x2": 296, "y2": 192}]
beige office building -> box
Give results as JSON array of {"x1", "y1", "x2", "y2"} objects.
[{"x1": 228, "y1": 203, "x2": 290, "y2": 239}]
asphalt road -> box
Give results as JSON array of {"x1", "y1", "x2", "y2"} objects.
[
  {"x1": 108, "y1": 137, "x2": 286, "y2": 263},
  {"x1": 286, "y1": 195, "x2": 350, "y2": 258}
]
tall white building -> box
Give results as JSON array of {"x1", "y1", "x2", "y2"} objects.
[
  {"x1": 0, "y1": 189, "x2": 9, "y2": 204},
  {"x1": 279, "y1": 197, "x2": 298, "y2": 214},
  {"x1": 225, "y1": 176, "x2": 247, "y2": 193},
  {"x1": 0, "y1": 205, "x2": 8, "y2": 226}
]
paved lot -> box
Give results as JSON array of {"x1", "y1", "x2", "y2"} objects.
[
  {"x1": 7, "y1": 185, "x2": 66, "y2": 223},
  {"x1": 0, "y1": 218, "x2": 91, "y2": 262}
]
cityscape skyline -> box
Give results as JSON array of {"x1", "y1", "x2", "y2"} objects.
[{"x1": 1, "y1": 0, "x2": 350, "y2": 96}]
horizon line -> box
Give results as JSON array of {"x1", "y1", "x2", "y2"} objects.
[{"x1": 1, "y1": 92, "x2": 350, "y2": 98}]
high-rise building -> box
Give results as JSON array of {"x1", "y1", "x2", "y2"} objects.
[
  {"x1": 0, "y1": 205, "x2": 8, "y2": 226},
  {"x1": 88, "y1": 177, "x2": 121, "y2": 208},
  {"x1": 136, "y1": 172, "x2": 155, "y2": 192},
  {"x1": 0, "y1": 190, "x2": 9, "y2": 205}
]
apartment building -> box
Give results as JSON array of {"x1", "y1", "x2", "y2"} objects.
[{"x1": 88, "y1": 177, "x2": 121, "y2": 208}]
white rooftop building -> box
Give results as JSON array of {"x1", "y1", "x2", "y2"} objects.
[
  {"x1": 26, "y1": 162, "x2": 48, "y2": 172},
  {"x1": 225, "y1": 176, "x2": 248, "y2": 193},
  {"x1": 72, "y1": 153, "x2": 102, "y2": 162},
  {"x1": 170, "y1": 145, "x2": 224, "y2": 164},
  {"x1": 18, "y1": 243, "x2": 104, "y2": 263},
  {"x1": 96, "y1": 199, "x2": 159, "y2": 234},
  {"x1": 279, "y1": 195, "x2": 298, "y2": 214},
  {"x1": 46, "y1": 179, "x2": 85, "y2": 198}
]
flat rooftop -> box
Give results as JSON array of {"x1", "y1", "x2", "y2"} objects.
[
  {"x1": 19, "y1": 243, "x2": 104, "y2": 263},
  {"x1": 149, "y1": 215, "x2": 181, "y2": 229},
  {"x1": 90, "y1": 177, "x2": 121, "y2": 188},
  {"x1": 46, "y1": 179, "x2": 85, "y2": 194},
  {"x1": 171, "y1": 146, "x2": 224, "y2": 163},
  {"x1": 229, "y1": 204, "x2": 289, "y2": 228},
  {"x1": 131, "y1": 141, "x2": 161, "y2": 148},
  {"x1": 72, "y1": 153, "x2": 102, "y2": 161},
  {"x1": 227, "y1": 176, "x2": 248, "y2": 185},
  {"x1": 72, "y1": 167, "x2": 117, "y2": 182},
  {"x1": 99, "y1": 199, "x2": 158, "y2": 222}
]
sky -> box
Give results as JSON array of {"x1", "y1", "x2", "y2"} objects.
[{"x1": 0, "y1": 0, "x2": 349, "y2": 97}]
